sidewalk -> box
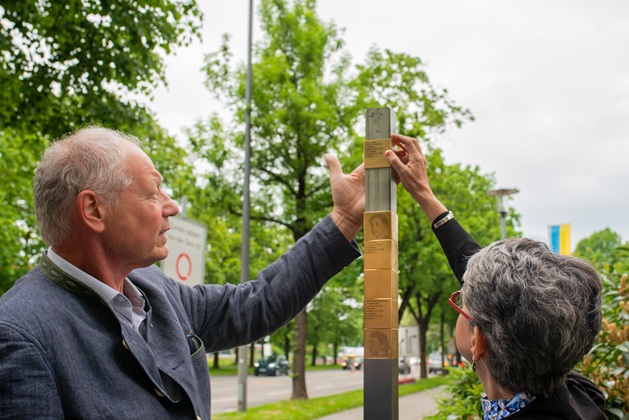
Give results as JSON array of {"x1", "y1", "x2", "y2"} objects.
[{"x1": 316, "y1": 385, "x2": 447, "y2": 420}]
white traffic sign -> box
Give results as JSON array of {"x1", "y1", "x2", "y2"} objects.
[
  {"x1": 161, "y1": 216, "x2": 207, "y2": 287},
  {"x1": 399, "y1": 325, "x2": 420, "y2": 358}
]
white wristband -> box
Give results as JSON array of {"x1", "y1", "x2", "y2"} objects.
[{"x1": 433, "y1": 211, "x2": 454, "y2": 229}]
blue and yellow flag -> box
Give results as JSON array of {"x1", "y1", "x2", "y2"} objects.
[{"x1": 548, "y1": 224, "x2": 571, "y2": 255}]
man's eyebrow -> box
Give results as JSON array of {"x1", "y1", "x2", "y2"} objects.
[{"x1": 151, "y1": 170, "x2": 163, "y2": 184}]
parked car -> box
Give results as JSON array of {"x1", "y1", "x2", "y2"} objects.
[
  {"x1": 254, "y1": 355, "x2": 290, "y2": 376},
  {"x1": 427, "y1": 353, "x2": 446, "y2": 374},
  {"x1": 398, "y1": 357, "x2": 411, "y2": 375},
  {"x1": 341, "y1": 356, "x2": 362, "y2": 370}
]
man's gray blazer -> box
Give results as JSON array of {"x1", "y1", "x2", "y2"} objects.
[{"x1": 0, "y1": 217, "x2": 360, "y2": 419}]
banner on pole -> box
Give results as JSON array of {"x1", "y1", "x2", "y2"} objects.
[{"x1": 548, "y1": 224, "x2": 571, "y2": 255}]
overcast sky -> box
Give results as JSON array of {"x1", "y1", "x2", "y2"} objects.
[{"x1": 150, "y1": 0, "x2": 629, "y2": 249}]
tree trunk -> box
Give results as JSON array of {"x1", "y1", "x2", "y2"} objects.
[
  {"x1": 398, "y1": 283, "x2": 416, "y2": 322},
  {"x1": 333, "y1": 342, "x2": 338, "y2": 365},
  {"x1": 408, "y1": 289, "x2": 442, "y2": 379},
  {"x1": 440, "y1": 311, "x2": 445, "y2": 373},
  {"x1": 284, "y1": 334, "x2": 290, "y2": 359},
  {"x1": 291, "y1": 309, "x2": 309, "y2": 399},
  {"x1": 213, "y1": 352, "x2": 220, "y2": 370},
  {"x1": 311, "y1": 341, "x2": 318, "y2": 366},
  {"x1": 417, "y1": 293, "x2": 430, "y2": 380},
  {"x1": 418, "y1": 323, "x2": 428, "y2": 379},
  {"x1": 290, "y1": 212, "x2": 309, "y2": 400}
]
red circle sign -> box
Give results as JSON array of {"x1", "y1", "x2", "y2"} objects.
[{"x1": 176, "y1": 253, "x2": 192, "y2": 281}]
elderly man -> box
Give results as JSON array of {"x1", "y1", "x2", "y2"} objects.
[{"x1": 0, "y1": 127, "x2": 365, "y2": 419}]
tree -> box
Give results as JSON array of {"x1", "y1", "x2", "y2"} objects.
[
  {"x1": 182, "y1": 118, "x2": 296, "y2": 367},
  {"x1": 579, "y1": 263, "x2": 629, "y2": 418},
  {"x1": 307, "y1": 281, "x2": 363, "y2": 366},
  {"x1": 575, "y1": 232, "x2": 629, "y2": 418},
  {"x1": 0, "y1": 1, "x2": 202, "y2": 293},
  {"x1": 574, "y1": 228, "x2": 624, "y2": 273},
  {"x1": 0, "y1": 0, "x2": 200, "y2": 135},
  {"x1": 204, "y1": 0, "x2": 354, "y2": 397},
  {"x1": 0, "y1": 130, "x2": 44, "y2": 292},
  {"x1": 202, "y1": 0, "x2": 471, "y2": 399}
]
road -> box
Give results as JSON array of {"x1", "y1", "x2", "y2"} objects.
[
  {"x1": 210, "y1": 368, "x2": 367, "y2": 415},
  {"x1": 210, "y1": 366, "x2": 424, "y2": 415}
]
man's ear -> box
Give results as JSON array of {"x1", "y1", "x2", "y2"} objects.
[
  {"x1": 76, "y1": 190, "x2": 106, "y2": 234},
  {"x1": 471, "y1": 326, "x2": 486, "y2": 362}
]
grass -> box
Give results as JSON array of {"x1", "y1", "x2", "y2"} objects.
[{"x1": 213, "y1": 375, "x2": 451, "y2": 420}]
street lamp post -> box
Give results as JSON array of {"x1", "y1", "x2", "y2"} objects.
[
  {"x1": 238, "y1": 0, "x2": 254, "y2": 412},
  {"x1": 486, "y1": 188, "x2": 519, "y2": 240}
]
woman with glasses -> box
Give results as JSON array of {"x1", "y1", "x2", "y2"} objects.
[{"x1": 384, "y1": 134, "x2": 606, "y2": 419}]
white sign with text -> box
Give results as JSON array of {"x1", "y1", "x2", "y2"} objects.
[{"x1": 161, "y1": 216, "x2": 207, "y2": 288}]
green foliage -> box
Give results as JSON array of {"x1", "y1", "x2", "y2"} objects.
[
  {"x1": 307, "y1": 281, "x2": 363, "y2": 359},
  {"x1": 352, "y1": 48, "x2": 474, "y2": 142},
  {"x1": 425, "y1": 367, "x2": 484, "y2": 420},
  {"x1": 200, "y1": 0, "x2": 473, "y2": 397},
  {"x1": 0, "y1": 0, "x2": 201, "y2": 293},
  {"x1": 204, "y1": 0, "x2": 362, "y2": 238},
  {"x1": 0, "y1": 130, "x2": 47, "y2": 292},
  {"x1": 183, "y1": 115, "x2": 294, "y2": 287},
  {"x1": 574, "y1": 228, "x2": 625, "y2": 274},
  {"x1": 2, "y1": 0, "x2": 200, "y2": 83},
  {"x1": 0, "y1": 0, "x2": 200, "y2": 134},
  {"x1": 578, "y1": 250, "x2": 629, "y2": 418},
  {"x1": 202, "y1": 0, "x2": 473, "y2": 238}
]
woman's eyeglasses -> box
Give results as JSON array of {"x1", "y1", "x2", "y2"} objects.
[{"x1": 448, "y1": 290, "x2": 473, "y2": 322}]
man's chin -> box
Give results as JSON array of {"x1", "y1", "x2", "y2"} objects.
[
  {"x1": 147, "y1": 247, "x2": 169, "y2": 265},
  {"x1": 156, "y1": 247, "x2": 169, "y2": 261}
]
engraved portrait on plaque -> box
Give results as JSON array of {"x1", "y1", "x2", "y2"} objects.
[
  {"x1": 366, "y1": 330, "x2": 390, "y2": 358},
  {"x1": 369, "y1": 213, "x2": 390, "y2": 239}
]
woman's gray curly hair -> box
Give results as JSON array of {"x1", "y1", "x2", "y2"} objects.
[
  {"x1": 33, "y1": 126, "x2": 142, "y2": 246},
  {"x1": 461, "y1": 237, "x2": 602, "y2": 397}
]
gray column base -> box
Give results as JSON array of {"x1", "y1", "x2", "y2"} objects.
[{"x1": 364, "y1": 358, "x2": 398, "y2": 420}]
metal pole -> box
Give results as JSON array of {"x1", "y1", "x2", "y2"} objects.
[
  {"x1": 237, "y1": 0, "x2": 254, "y2": 412},
  {"x1": 180, "y1": 196, "x2": 188, "y2": 218},
  {"x1": 363, "y1": 107, "x2": 398, "y2": 420},
  {"x1": 486, "y1": 188, "x2": 519, "y2": 241},
  {"x1": 500, "y1": 211, "x2": 507, "y2": 240}
]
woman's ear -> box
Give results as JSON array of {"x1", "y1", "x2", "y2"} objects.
[
  {"x1": 76, "y1": 190, "x2": 106, "y2": 234},
  {"x1": 471, "y1": 326, "x2": 486, "y2": 361}
]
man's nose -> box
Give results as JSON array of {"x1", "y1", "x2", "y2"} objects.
[{"x1": 162, "y1": 192, "x2": 180, "y2": 217}]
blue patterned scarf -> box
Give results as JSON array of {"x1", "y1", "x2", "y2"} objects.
[{"x1": 481, "y1": 392, "x2": 536, "y2": 419}]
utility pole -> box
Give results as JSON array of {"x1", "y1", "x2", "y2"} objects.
[
  {"x1": 237, "y1": 0, "x2": 254, "y2": 412},
  {"x1": 486, "y1": 188, "x2": 519, "y2": 240}
]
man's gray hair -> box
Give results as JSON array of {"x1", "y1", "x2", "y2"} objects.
[
  {"x1": 33, "y1": 126, "x2": 142, "y2": 246},
  {"x1": 462, "y1": 237, "x2": 602, "y2": 397}
]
